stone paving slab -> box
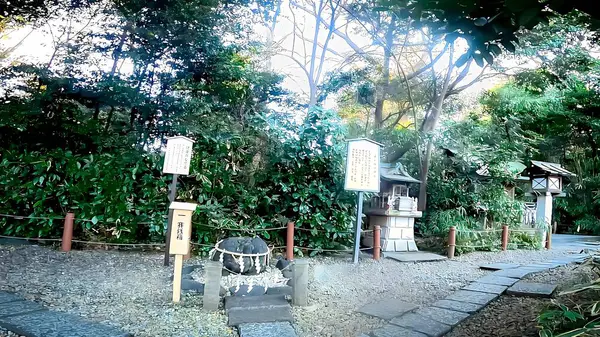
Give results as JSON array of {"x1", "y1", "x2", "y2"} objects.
[
  {"x1": 0, "y1": 293, "x2": 23, "y2": 304},
  {"x1": 526, "y1": 262, "x2": 562, "y2": 269},
  {"x1": 414, "y1": 306, "x2": 469, "y2": 326},
  {"x1": 445, "y1": 290, "x2": 498, "y2": 305},
  {"x1": 0, "y1": 300, "x2": 45, "y2": 318},
  {"x1": 462, "y1": 282, "x2": 507, "y2": 295},
  {"x1": 371, "y1": 324, "x2": 428, "y2": 337},
  {"x1": 238, "y1": 322, "x2": 296, "y2": 337},
  {"x1": 225, "y1": 295, "x2": 288, "y2": 312},
  {"x1": 476, "y1": 275, "x2": 519, "y2": 286},
  {"x1": 228, "y1": 305, "x2": 293, "y2": 327},
  {"x1": 0, "y1": 310, "x2": 131, "y2": 337},
  {"x1": 507, "y1": 281, "x2": 557, "y2": 298},
  {"x1": 431, "y1": 299, "x2": 483, "y2": 314},
  {"x1": 390, "y1": 313, "x2": 451, "y2": 337},
  {"x1": 479, "y1": 263, "x2": 520, "y2": 271},
  {"x1": 491, "y1": 268, "x2": 536, "y2": 279},
  {"x1": 357, "y1": 299, "x2": 418, "y2": 320},
  {"x1": 385, "y1": 252, "x2": 447, "y2": 263},
  {"x1": 265, "y1": 286, "x2": 293, "y2": 297}
]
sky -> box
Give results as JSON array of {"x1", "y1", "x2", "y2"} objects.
[{"x1": 1, "y1": 0, "x2": 501, "y2": 110}]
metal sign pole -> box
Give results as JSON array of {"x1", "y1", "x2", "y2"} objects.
[
  {"x1": 352, "y1": 191, "x2": 364, "y2": 264},
  {"x1": 164, "y1": 173, "x2": 179, "y2": 266}
]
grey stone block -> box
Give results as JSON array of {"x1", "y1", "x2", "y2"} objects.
[
  {"x1": 507, "y1": 281, "x2": 557, "y2": 298},
  {"x1": 0, "y1": 310, "x2": 131, "y2": 337},
  {"x1": 372, "y1": 324, "x2": 428, "y2": 337},
  {"x1": 462, "y1": 282, "x2": 507, "y2": 295},
  {"x1": 0, "y1": 300, "x2": 45, "y2": 318},
  {"x1": 445, "y1": 290, "x2": 498, "y2": 305},
  {"x1": 225, "y1": 295, "x2": 288, "y2": 312},
  {"x1": 182, "y1": 264, "x2": 203, "y2": 274},
  {"x1": 431, "y1": 299, "x2": 483, "y2": 314},
  {"x1": 491, "y1": 268, "x2": 535, "y2": 279},
  {"x1": 476, "y1": 275, "x2": 519, "y2": 286},
  {"x1": 266, "y1": 286, "x2": 293, "y2": 297},
  {"x1": 479, "y1": 263, "x2": 520, "y2": 271},
  {"x1": 227, "y1": 305, "x2": 293, "y2": 326},
  {"x1": 239, "y1": 322, "x2": 296, "y2": 337},
  {"x1": 385, "y1": 252, "x2": 446, "y2": 263},
  {"x1": 390, "y1": 313, "x2": 451, "y2": 337},
  {"x1": 230, "y1": 285, "x2": 267, "y2": 297},
  {"x1": 181, "y1": 280, "x2": 205, "y2": 292},
  {"x1": 414, "y1": 306, "x2": 470, "y2": 326},
  {"x1": 357, "y1": 299, "x2": 418, "y2": 320}
]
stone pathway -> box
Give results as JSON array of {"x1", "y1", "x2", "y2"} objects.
[
  {"x1": 0, "y1": 292, "x2": 130, "y2": 337},
  {"x1": 225, "y1": 290, "x2": 297, "y2": 337},
  {"x1": 356, "y1": 253, "x2": 589, "y2": 337}
]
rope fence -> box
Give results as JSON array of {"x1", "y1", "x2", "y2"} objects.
[
  {"x1": 447, "y1": 225, "x2": 552, "y2": 258},
  {"x1": 0, "y1": 212, "x2": 384, "y2": 260}
]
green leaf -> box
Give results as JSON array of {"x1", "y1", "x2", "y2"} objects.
[
  {"x1": 473, "y1": 53, "x2": 484, "y2": 67},
  {"x1": 91, "y1": 216, "x2": 99, "y2": 225},
  {"x1": 455, "y1": 52, "x2": 471, "y2": 67}
]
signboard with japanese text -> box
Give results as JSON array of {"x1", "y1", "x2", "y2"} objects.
[
  {"x1": 344, "y1": 139, "x2": 381, "y2": 193},
  {"x1": 163, "y1": 136, "x2": 194, "y2": 175},
  {"x1": 168, "y1": 202, "x2": 196, "y2": 255}
]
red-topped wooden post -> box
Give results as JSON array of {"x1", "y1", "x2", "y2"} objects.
[
  {"x1": 286, "y1": 222, "x2": 294, "y2": 261},
  {"x1": 61, "y1": 212, "x2": 74, "y2": 252},
  {"x1": 447, "y1": 226, "x2": 456, "y2": 259},
  {"x1": 373, "y1": 225, "x2": 381, "y2": 260},
  {"x1": 501, "y1": 225, "x2": 509, "y2": 251}
]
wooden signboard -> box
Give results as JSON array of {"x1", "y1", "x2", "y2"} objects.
[
  {"x1": 163, "y1": 136, "x2": 194, "y2": 176},
  {"x1": 344, "y1": 138, "x2": 382, "y2": 264},
  {"x1": 344, "y1": 139, "x2": 381, "y2": 193},
  {"x1": 168, "y1": 202, "x2": 197, "y2": 302}
]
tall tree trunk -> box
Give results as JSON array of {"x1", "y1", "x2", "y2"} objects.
[
  {"x1": 108, "y1": 24, "x2": 130, "y2": 80},
  {"x1": 374, "y1": 17, "x2": 396, "y2": 129},
  {"x1": 418, "y1": 139, "x2": 433, "y2": 211}
]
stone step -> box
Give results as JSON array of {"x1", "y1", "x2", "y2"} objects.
[
  {"x1": 390, "y1": 312, "x2": 451, "y2": 337},
  {"x1": 227, "y1": 305, "x2": 293, "y2": 327},
  {"x1": 239, "y1": 322, "x2": 297, "y2": 337},
  {"x1": 225, "y1": 294, "x2": 289, "y2": 312},
  {"x1": 506, "y1": 281, "x2": 557, "y2": 298},
  {"x1": 462, "y1": 282, "x2": 508, "y2": 295}
]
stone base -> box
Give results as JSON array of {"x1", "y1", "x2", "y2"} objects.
[{"x1": 362, "y1": 234, "x2": 418, "y2": 252}]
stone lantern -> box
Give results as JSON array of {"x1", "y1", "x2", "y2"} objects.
[
  {"x1": 525, "y1": 160, "x2": 576, "y2": 227},
  {"x1": 362, "y1": 162, "x2": 422, "y2": 252}
]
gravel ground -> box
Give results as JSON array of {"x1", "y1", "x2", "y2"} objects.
[
  {"x1": 0, "y1": 244, "x2": 584, "y2": 337},
  {"x1": 447, "y1": 263, "x2": 597, "y2": 337},
  {"x1": 0, "y1": 245, "x2": 234, "y2": 337}
]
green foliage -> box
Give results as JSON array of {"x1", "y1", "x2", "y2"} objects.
[
  {"x1": 0, "y1": 147, "x2": 167, "y2": 241},
  {"x1": 538, "y1": 256, "x2": 600, "y2": 336}
]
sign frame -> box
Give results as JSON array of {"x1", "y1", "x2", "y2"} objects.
[
  {"x1": 344, "y1": 138, "x2": 382, "y2": 193},
  {"x1": 163, "y1": 136, "x2": 195, "y2": 176}
]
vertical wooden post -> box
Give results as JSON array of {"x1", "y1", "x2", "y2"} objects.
[
  {"x1": 373, "y1": 225, "x2": 381, "y2": 261},
  {"x1": 501, "y1": 225, "x2": 509, "y2": 251},
  {"x1": 61, "y1": 212, "x2": 74, "y2": 252},
  {"x1": 286, "y1": 222, "x2": 294, "y2": 261},
  {"x1": 172, "y1": 254, "x2": 183, "y2": 303},
  {"x1": 447, "y1": 226, "x2": 456, "y2": 259},
  {"x1": 546, "y1": 228, "x2": 552, "y2": 250}
]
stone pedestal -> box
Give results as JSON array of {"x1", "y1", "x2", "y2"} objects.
[
  {"x1": 536, "y1": 192, "x2": 552, "y2": 226},
  {"x1": 362, "y1": 210, "x2": 422, "y2": 252}
]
